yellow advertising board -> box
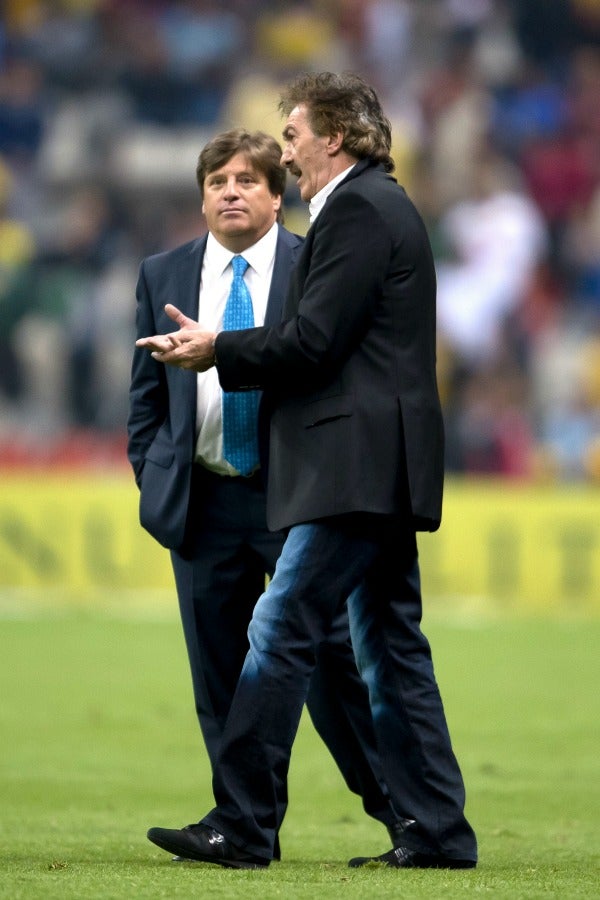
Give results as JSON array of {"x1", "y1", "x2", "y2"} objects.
[
  {"x1": 0, "y1": 473, "x2": 598, "y2": 615},
  {"x1": 420, "y1": 479, "x2": 600, "y2": 616},
  {"x1": 0, "y1": 472, "x2": 174, "y2": 614}
]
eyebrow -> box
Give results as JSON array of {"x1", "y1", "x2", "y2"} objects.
[{"x1": 206, "y1": 170, "x2": 256, "y2": 180}]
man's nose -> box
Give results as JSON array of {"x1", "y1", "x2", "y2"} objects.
[
  {"x1": 224, "y1": 177, "x2": 240, "y2": 196},
  {"x1": 280, "y1": 148, "x2": 291, "y2": 167}
]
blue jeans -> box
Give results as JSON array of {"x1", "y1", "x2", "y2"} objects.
[{"x1": 202, "y1": 516, "x2": 477, "y2": 862}]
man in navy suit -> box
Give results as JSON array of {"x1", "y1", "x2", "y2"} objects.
[
  {"x1": 127, "y1": 128, "x2": 400, "y2": 859},
  {"x1": 137, "y1": 94, "x2": 478, "y2": 869}
]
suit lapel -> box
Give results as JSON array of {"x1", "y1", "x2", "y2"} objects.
[
  {"x1": 265, "y1": 227, "x2": 297, "y2": 326},
  {"x1": 180, "y1": 235, "x2": 207, "y2": 319},
  {"x1": 175, "y1": 236, "x2": 207, "y2": 422}
]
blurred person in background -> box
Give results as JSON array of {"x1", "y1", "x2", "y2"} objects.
[
  {"x1": 29, "y1": 184, "x2": 127, "y2": 429},
  {"x1": 127, "y1": 127, "x2": 400, "y2": 861},
  {"x1": 532, "y1": 320, "x2": 600, "y2": 481},
  {"x1": 434, "y1": 148, "x2": 546, "y2": 476},
  {"x1": 140, "y1": 71, "x2": 477, "y2": 872},
  {"x1": 435, "y1": 147, "x2": 547, "y2": 365},
  {"x1": 0, "y1": 54, "x2": 45, "y2": 164},
  {"x1": 0, "y1": 158, "x2": 36, "y2": 412},
  {"x1": 109, "y1": 0, "x2": 246, "y2": 126}
]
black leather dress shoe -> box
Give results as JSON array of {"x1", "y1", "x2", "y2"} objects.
[
  {"x1": 170, "y1": 833, "x2": 282, "y2": 863},
  {"x1": 348, "y1": 845, "x2": 477, "y2": 869},
  {"x1": 147, "y1": 823, "x2": 269, "y2": 869}
]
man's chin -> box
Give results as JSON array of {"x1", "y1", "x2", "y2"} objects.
[{"x1": 220, "y1": 221, "x2": 248, "y2": 235}]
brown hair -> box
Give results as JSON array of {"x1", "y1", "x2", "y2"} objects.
[
  {"x1": 196, "y1": 129, "x2": 287, "y2": 223},
  {"x1": 279, "y1": 71, "x2": 395, "y2": 173}
]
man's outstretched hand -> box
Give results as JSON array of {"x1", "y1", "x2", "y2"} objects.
[{"x1": 136, "y1": 303, "x2": 217, "y2": 372}]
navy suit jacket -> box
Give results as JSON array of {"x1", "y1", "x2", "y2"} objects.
[
  {"x1": 215, "y1": 159, "x2": 445, "y2": 533},
  {"x1": 127, "y1": 225, "x2": 304, "y2": 550}
]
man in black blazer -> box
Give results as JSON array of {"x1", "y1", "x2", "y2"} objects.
[
  {"x1": 127, "y1": 129, "x2": 400, "y2": 856},
  {"x1": 139, "y1": 79, "x2": 478, "y2": 871}
]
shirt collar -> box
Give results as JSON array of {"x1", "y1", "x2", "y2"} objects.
[
  {"x1": 205, "y1": 221, "x2": 279, "y2": 277},
  {"x1": 309, "y1": 164, "x2": 356, "y2": 224}
]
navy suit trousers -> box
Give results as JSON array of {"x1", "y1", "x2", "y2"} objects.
[{"x1": 170, "y1": 469, "x2": 395, "y2": 837}]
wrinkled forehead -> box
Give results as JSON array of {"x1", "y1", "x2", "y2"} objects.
[{"x1": 206, "y1": 152, "x2": 258, "y2": 178}]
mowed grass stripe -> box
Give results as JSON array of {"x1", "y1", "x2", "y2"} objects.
[{"x1": 0, "y1": 611, "x2": 598, "y2": 898}]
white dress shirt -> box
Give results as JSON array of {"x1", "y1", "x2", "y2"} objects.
[
  {"x1": 194, "y1": 221, "x2": 278, "y2": 474},
  {"x1": 309, "y1": 164, "x2": 356, "y2": 224}
]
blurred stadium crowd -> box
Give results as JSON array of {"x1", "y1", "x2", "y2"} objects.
[{"x1": 1, "y1": 0, "x2": 599, "y2": 479}]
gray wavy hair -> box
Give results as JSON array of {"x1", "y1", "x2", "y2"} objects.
[{"x1": 278, "y1": 72, "x2": 395, "y2": 173}]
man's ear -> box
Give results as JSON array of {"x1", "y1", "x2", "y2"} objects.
[{"x1": 326, "y1": 131, "x2": 344, "y2": 156}]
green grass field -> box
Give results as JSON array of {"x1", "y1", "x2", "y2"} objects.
[{"x1": 1, "y1": 605, "x2": 598, "y2": 899}]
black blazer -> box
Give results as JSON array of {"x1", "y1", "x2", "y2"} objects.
[
  {"x1": 127, "y1": 225, "x2": 304, "y2": 550},
  {"x1": 216, "y1": 159, "x2": 445, "y2": 533}
]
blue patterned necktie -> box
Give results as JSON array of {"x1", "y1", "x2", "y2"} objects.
[{"x1": 221, "y1": 255, "x2": 260, "y2": 475}]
